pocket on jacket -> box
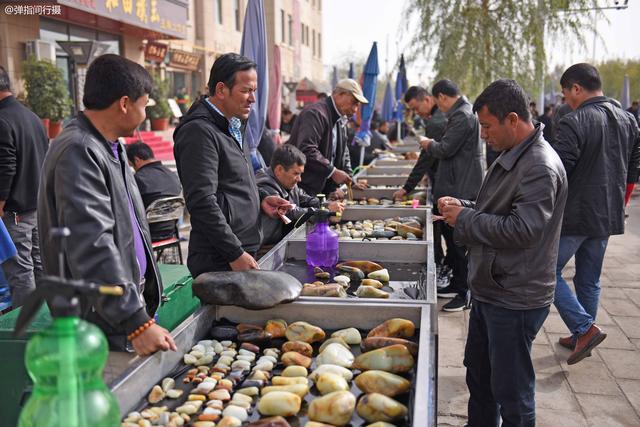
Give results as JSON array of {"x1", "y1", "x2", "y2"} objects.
[
  {"x1": 491, "y1": 248, "x2": 525, "y2": 289},
  {"x1": 468, "y1": 246, "x2": 501, "y2": 288}
]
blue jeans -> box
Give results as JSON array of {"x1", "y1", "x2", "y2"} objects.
[
  {"x1": 554, "y1": 235, "x2": 609, "y2": 336},
  {"x1": 465, "y1": 300, "x2": 549, "y2": 427}
]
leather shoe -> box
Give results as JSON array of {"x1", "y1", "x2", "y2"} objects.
[
  {"x1": 567, "y1": 324, "x2": 606, "y2": 365},
  {"x1": 558, "y1": 335, "x2": 575, "y2": 350}
]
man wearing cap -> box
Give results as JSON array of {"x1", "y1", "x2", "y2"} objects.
[{"x1": 287, "y1": 78, "x2": 368, "y2": 196}]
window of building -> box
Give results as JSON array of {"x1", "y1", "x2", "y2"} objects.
[
  {"x1": 215, "y1": 0, "x2": 223, "y2": 25},
  {"x1": 312, "y1": 29, "x2": 316, "y2": 56},
  {"x1": 288, "y1": 14, "x2": 292, "y2": 46},
  {"x1": 234, "y1": 0, "x2": 241, "y2": 32},
  {"x1": 281, "y1": 9, "x2": 285, "y2": 43},
  {"x1": 306, "y1": 26, "x2": 310, "y2": 46},
  {"x1": 318, "y1": 32, "x2": 322, "y2": 58},
  {"x1": 300, "y1": 23, "x2": 304, "y2": 45}
]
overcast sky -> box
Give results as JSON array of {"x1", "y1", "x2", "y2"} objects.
[{"x1": 322, "y1": 0, "x2": 639, "y2": 85}]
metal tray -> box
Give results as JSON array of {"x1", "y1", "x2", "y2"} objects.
[
  {"x1": 356, "y1": 175, "x2": 413, "y2": 186},
  {"x1": 372, "y1": 159, "x2": 416, "y2": 166},
  {"x1": 363, "y1": 165, "x2": 416, "y2": 175},
  {"x1": 289, "y1": 207, "x2": 430, "y2": 243},
  {"x1": 351, "y1": 186, "x2": 430, "y2": 203},
  {"x1": 110, "y1": 301, "x2": 437, "y2": 426}
]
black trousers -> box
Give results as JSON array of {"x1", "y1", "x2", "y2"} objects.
[
  {"x1": 440, "y1": 222, "x2": 468, "y2": 296},
  {"x1": 465, "y1": 300, "x2": 549, "y2": 427}
]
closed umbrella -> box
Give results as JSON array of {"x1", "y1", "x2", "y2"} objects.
[
  {"x1": 240, "y1": 0, "x2": 268, "y2": 172},
  {"x1": 0, "y1": 220, "x2": 16, "y2": 264},
  {"x1": 394, "y1": 54, "x2": 408, "y2": 141},
  {"x1": 381, "y1": 80, "x2": 394, "y2": 122},
  {"x1": 355, "y1": 42, "x2": 380, "y2": 166},
  {"x1": 621, "y1": 74, "x2": 631, "y2": 110},
  {"x1": 267, "y1": 44, "x2": 282, "y2": 145},
  {"x1": 348, "y1": 62, "x2": 355, "y2": 79}
]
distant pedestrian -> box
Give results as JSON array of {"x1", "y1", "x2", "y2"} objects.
[
  {"x1": 552, "y1": 63, "x2": 640, "y2": 365},
  {"x1": 440, "y1": 79, "x2": 567, "y2": 427},
  {"x1": 0, "y1": 65, "x2": 48, "y2": 308},
  {"x1": 627, "y1": 100, "x2": 639, "y2": 125},
  {"x1": 538, "y1": 105, "x2": 554, "y2": 143}
]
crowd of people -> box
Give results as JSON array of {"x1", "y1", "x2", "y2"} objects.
[{"x1": 1, "y1": 51, "x2": 639, "y2": 426}]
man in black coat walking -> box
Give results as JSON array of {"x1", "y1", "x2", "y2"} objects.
[
  {"x1": 552, "y1": 63, "x2": 640, "y2": 365},
  {"x1": 0, "y1": 65, "x2": 48, "y2": 307}
]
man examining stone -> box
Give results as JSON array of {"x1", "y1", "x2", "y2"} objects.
[
  {"x1": 257, "y1": 144, "x2": 344, "y2": 245},
  {"x1": 440, "y1": 79, "x2": 568, "y2": 426}
]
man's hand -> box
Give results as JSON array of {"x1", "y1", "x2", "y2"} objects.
[
  {"x1": 331, "y1": 169, "x2": 352, "y2": 185},
  {"x1": 0, "y1": 199, "x2": 5, "y2": 217},
  {"x1": 261, "y1": 195, "x2": 293, "y2": 219},
  {"x1": 353, "y1": 181, "x2": 368, "y2": 191},
  {"x1": 393, "y1": 188, "x2": 407, "y2": 201},
  {"x1": 438, "y1": 196, "x2": 464, "y2": 227},
  {"x1": 131, "y1": 323, "x2": 177, "y2": 357},
  {"x1": 420, "y1": 137, "x2": 434, "y2": 151},
  {"x1": 230, "y1": 251, "x2": 259, "y2": 271},
  {"x1": 328, "y1": 200, "x2": 345, "y2": 214},
  {"x1": 330, "y1": 189, "x2": 345, "y2": 200}
]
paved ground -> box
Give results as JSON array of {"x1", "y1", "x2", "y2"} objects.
[{"x1": 437, "y1": 191, "x2": 640, "y2": 426}]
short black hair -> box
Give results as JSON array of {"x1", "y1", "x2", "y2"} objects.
[
  {"x1": 83, "y1": 54, "x2": 152, "y2": 110},
  {"x1": 125, "y1": 141, "x2": 155, "y2": 161},
  {"x1": 473, "y1": 79, "x2": 531, "y2": 122},
  {"x1": 0, "y1": 65, "x2": 10, "y2": 92},
  {"x1": 404, "y1": 86, "x2": 430, "y2": 103},
  {"x1": 208, "y1": 53, "x2": 256, "y2": 96},
  {"x1": 560, "y1": 63, "x2": 602, "y2": 92},
  {"x1": 271, "y1": 144, "x2": 306, "y2": 171},
  {"x1": 432, "y1": 79, "x2": 460, "y2": 97},
  {"x1": 370, "y1": 120, "x2": 380, "y2": 131}
]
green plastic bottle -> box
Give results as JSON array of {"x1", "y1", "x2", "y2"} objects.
[
  {"x1": 19, "y1": 316, "x2": 120, "y2": 427},
  {"x1": 14, "y1": 228, "x2": 122, "y2": 427}
]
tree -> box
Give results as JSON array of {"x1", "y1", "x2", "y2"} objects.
[{"x1": 404, "y1": 0, "x2": 603, "y2": 98}]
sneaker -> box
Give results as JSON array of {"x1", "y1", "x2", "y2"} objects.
[
  {"x1": 442, "y1": 294, "x2": 470, "y2": 312},
  {"x1": 437, "y1": 284, "x2": 458, "y2": 298},
  {"x1": 436, "y1": 266, "x2": 453, "y2": 289}
]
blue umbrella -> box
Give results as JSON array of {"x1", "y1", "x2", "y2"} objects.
[
  {"x1": 621, "y1": 74, "x2": 631, "y2": 110},
  {"x1": 355, "y1": 42, "x2": 380, "y2": 165},
  {"x1": 331, "y1": 66, "x2": 338, "y2": 89},
  {"x1": 381, "y1": 80, "x2": 394, "y2": 122},
  {"x1": 240, "y1": 0, "x2": 268, "y2": 172},
  {"x1": 394, "y1": 54, "x2": 408, "y2": 141},
  {"x1": 348, "y1": 62, "x2": 355, "y2": 79}
]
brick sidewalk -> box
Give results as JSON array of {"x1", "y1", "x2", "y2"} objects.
[{"x1": 437, "y1": 194, "x2": 640, "y2": 426}]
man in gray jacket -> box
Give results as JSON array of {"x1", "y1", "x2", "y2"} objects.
[
  {"x1": 440, "y1": 79, "x2": 568, "y2": 426},
  {"x1": 419, "y1": 79, "x2": 483, "y2": 311}
]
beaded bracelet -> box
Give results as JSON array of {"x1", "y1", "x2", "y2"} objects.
[{"x1": 127, "y1": 319, "x2": 155, "y2": 342}]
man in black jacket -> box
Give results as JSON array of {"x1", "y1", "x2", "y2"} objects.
[
  {"x1": 38, "y1": 54, "x2": 175, "y2": 357},
  {"x1": 552, "y1": 63, "x2": 640, "y2": 365},
  {"x1": 393, "y1": 86, "x2": 449, "y2": 282},
  {"x1": 440, "y1": 79, "x2": 567, "y2": 427},
  {"x1": 0, "y1": 65, "x2": 48, "y2": 307},
  {"x1": 174, "y1": 53, "x2": 290, "y2": 277},
  {"x1": 287, "y1": 78, "x2": 368, "y2": 196},
  {"x1": 257, "y1": 144, "x2": 344, "y2": 245},
  {"x1": 419, "y1": 79, "x2": 484, "y2": 311},
  {"x1": 126, "y1": 141, "x2": 182, "y2": 241}
]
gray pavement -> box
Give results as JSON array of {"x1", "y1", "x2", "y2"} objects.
[{"x1": 437, "y1": 190, "x2": 640, "y2": 427}]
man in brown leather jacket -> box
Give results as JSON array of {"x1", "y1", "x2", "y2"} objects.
[{"x1": 440, "y1": 79, "x2": 568, "y2": 427}]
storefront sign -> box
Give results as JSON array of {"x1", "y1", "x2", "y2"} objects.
[
  {"x1": 57, "y1": 0, "x2": 188, "y2": 39},
  {"x1": 168, "y1": 49, "x2": 200, "y2": 71},
  {"x1": 145, "y1": 41, "x2": 168, "y2": 63}
]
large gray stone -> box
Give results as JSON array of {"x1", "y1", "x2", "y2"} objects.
[{"x1": 192, "y1": 270, "x2": 302, "y2": 309}]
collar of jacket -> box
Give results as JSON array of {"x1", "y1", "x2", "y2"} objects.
[
  {"x1": 326, "y1": 96, "x2": 341, "y2": 125},
  {"x1": 0, "y1": 94, "x2": 17, "y2": 109},
  {"x1": 496, "y1": 123, "x2": 543, "y2": 171},
  {"x1": 197, "y1": 96, "x2": 247, "y2": 139},
  {"x1": 445, "y1": 96, "x2": 468, "y2": 118},
  {"x1": 266, "y1": 168, "x2": 293, "y2": 198},
  {"x1": 576, "y1": 95, "x2": 609, "y2": 110},
  {"x1": 76, "y1": 112, "x2": 122, "y2": 158},
  {"x1": 137, "y1": 160, "x2": 163, "y2": 172}
]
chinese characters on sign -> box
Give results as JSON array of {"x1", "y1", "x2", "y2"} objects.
[
  {"x1": 168, "y1": 50, "x2": 200, "y2": 71},
  {"x1": 145, "y1": 42, "x2": 168, "y2": 63},
  {"x1": 3, "y1": 4, "x2": 62, "y2": 15}
]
